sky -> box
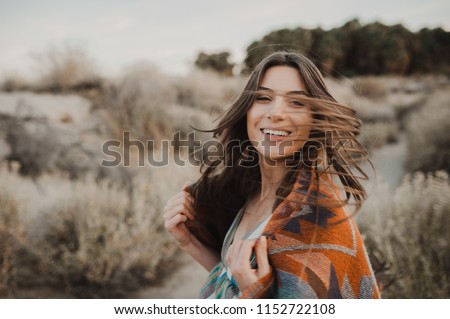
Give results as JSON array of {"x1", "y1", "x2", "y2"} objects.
[{"x1": 1, "y1": 0, "x2": 449, "y2": 78}]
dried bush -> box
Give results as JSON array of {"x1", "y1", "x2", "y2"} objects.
[
  {"x1": 358, "y1": 171, "x2": 450, "y2": 298},
  {"x1": 98, "y1": 63, "x2": 176, "y2": 143},
  {"x1": 0, "y1": 188, "x2": 22, "y2": 297},
  {"x1": 330, "y1": 80, "x2": 396, "y2": 123},
  {"x1": 3, "y1": 113, "x2": 97, "y2": 180},
  {"x1": 174, "y1": 69, "x2": 245, "y2": 113},
  {"x1": 5, "y1": 116, "x2": 62, "y2": 178},
  {"x1": 358, "y1": 121, "x2": 399, "y2": 150},
  {"x1": 0, "y1": 186, "x2": 39, "y2": 298},
  {"x1": 32, "y1": 175, "x2": 178, "y2": 297},
  {"x1": 389, "y1": 93, "x2": 427, "y2": 129},
  {"x1": 31, "y1": 43, "x2": 101, "y2": 92},
  {"x1": 353, "y1": 76, "x2": 388, "y2": 99},
  {"x1": 405, "y1": 90, "x2": 450, "y2": 174},
  {"x1": 0, "y1": 156, "x2": 198, "y2": 297},
  {"x1": 1, "y1": 73, "x2": 31, "y2": 92}
]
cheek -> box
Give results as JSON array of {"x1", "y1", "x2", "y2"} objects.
[
  {"x1": 246, "y1": 106, "x2": 261, "y2": 139},
  {"x1": 294, "y1": 112, "x2": 313, "y2": 135}
]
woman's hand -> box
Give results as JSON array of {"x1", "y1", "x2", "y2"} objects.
[
  {"x1": 164, "y1": 182, "x2": 221, "y2": 271},
  {"x1": 226, "y1": 236, "x2": 272, "y2": 292},
  {"x1": 163, "y1": 182, "x2": 196, "y2": 248}
]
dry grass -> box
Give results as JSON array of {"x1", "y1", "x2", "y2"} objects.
[
  {"x1": 31, "y1": 175, "x2": 177, "y2": 297},
  {"x1": 97, "y1": 63, "x2": 176, "y2": 143},
  {"x1": 5, "y1": 116, "x2": 62, "y2": 178},
  {"x1": 0, "y1": 187, "x2": 22, "y2": 297},
  {"x1": 326, "y1": 76, "x2": 447, "y2": 151},
  {"x1": 358, "y1": 171, "x2": 450, "y2": 298},
  {"x1": 97, "y1": 67, "x2": 245, "y2": 156},
  {"x1": 31, "y1": 43, "x2": 101, "y2": 92},
  {"x1": 353, "y1": 76, "x2": 388, "y2": 99},
  {"x1": 358, "y1": 121, "x2": 399, "y2": 150},
  {"x1": 405, "y1": 89, "x2": 450, "y2": 174},
  {"x1": 0, "y1": 153, "x2": 199, "y2": 297},
  {"x1": 175, "y1": 69, "x2": 246, "y2": 114},
  {"x1": 1, "y1": 73, "x2": 31, "y2": 92},
  {"x1": 0, "y1": 177, "x2": 40, "y2": 298}
]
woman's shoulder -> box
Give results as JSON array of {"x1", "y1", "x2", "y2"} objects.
[{"x1": 266, "y1": 176, "x2": 379, "y2": 298}]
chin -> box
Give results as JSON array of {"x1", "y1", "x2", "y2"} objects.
[{"x1": 259, "y1": 151, "x2": 296, "y2": 164}]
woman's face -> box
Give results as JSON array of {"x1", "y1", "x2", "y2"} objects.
[{"x1": 246, "y1": 66, "x2": 313, "y2": 162}]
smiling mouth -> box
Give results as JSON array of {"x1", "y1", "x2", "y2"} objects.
[{"x1": 260, "y1": 128, "x2": 292, "y2": 137}]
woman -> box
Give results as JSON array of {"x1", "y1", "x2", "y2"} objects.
[{"x1": 163, "y1": 51, "x2": 380, "y2": 298}]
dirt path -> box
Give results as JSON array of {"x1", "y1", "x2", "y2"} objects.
[
  {"x1": 132, "y1": 253, "x2": 208, "y2": 298},
  {"x1": 367, "y1": 133, "x2": 407, "y2": 190}
]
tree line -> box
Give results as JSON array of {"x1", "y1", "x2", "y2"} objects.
[{"x1": 196, "y1": 19, "x2": 450, "y2": 77}]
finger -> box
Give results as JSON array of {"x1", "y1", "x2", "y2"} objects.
[
  {"x1": 164, "y1": 191, "x2": 192, "y2": 211},
  {"x1": 164, "y1": 196, "x2": 195, "y2": 220},
  {"x1": 227, "y1": 238, "x2": 243, "y2": 264},
  {"x1": 235, "y1": 239, "x2": 256, "y2": 269},
  {"x1": 164, "y1": 203, "x2": 195, "y2": 223},
  {"x1": 225, "y1": 242, "x2": 236, "y2": 266},
  {"x1": 255, "y1": 236, "x2": 270, "y2": 275},
  {"x1": 164, "y1": 197, "x2": 193, "y2": 218},
  {"x1": 164, "y1": 213, "x2": 188, "y2": 230},
  {"x1": 182, "y1": 181, "x2": 191, "y2": 192},
  {"x1": 164, "y1": 191, "x2": 194, "y2": 210}
]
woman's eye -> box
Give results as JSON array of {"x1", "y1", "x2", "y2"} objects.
[
  {"x1": 290, "y1": 100, "x2": 305, "y2": 107},
  {"x1": 255, "y1": 95, "x2": 271, "y2": 102}
]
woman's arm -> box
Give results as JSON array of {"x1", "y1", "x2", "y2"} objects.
[
  {"x1": 163, "y1": 182, "x2": 220, "y2": 272},
  {"x1": 181, "y1": 235, "x2": 220, "y2": 272}
]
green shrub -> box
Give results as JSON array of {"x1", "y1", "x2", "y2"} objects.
[
  {"x1": 195, "y1": 51, "x2": 235, "y2": 76},
  {"x1": 241, "y1": 20, "x2": 450, "y2": 76}
]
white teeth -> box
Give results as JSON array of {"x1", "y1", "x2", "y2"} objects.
[{"x1": 262, "y1": 129, "x2": 289, "y2": 136}]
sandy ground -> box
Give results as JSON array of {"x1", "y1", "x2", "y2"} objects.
[
  {"x1": 364, "y1": 133, "x2": 407, "y2": 190},
  {"x1": 131, "y1": 253, "x2": 208, "y2": 298}
]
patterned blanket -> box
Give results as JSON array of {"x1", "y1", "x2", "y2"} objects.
[{"x1": 200, "y1": 172, "x2": 381, "y2": 299}]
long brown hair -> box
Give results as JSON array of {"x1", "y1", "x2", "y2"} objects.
[{"x1": 187, "y1": 51, "x2": 368, "y2": 253}]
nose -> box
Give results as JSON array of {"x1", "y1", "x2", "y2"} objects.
[{"x1": 266, "y1": 96, "x2": 287, "y2": 121}]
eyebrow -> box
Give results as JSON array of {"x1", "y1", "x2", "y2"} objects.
[{"x1": 257, "y1": 86, "x2": 308, "y2": 96}]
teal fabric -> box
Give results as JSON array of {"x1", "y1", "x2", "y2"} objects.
[{"x1": 199, "y1": 208, "x2": 271, "y2": 299}]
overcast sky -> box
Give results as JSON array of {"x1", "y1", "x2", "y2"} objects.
[{"x1": 1, "y1": 0, "x2": 449, "y2": 78}]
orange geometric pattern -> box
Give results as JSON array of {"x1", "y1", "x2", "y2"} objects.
[{"x1": 238, "y1": 172, "x2": 381, "y2": 299}]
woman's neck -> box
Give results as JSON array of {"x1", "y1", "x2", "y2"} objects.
[{"x1": 258, "y1": 157, "x2": 288, "y2": 200}]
